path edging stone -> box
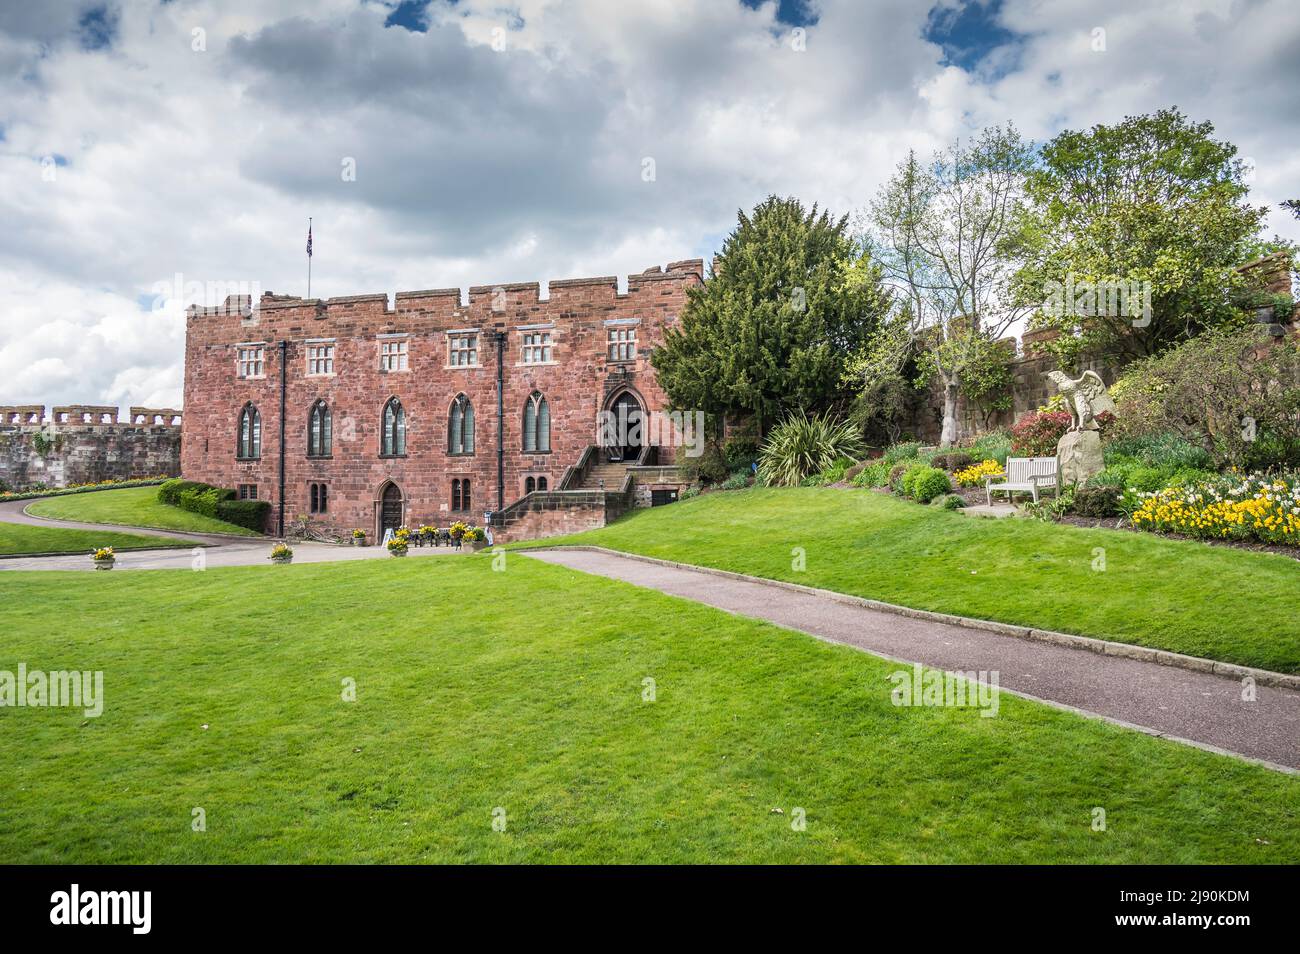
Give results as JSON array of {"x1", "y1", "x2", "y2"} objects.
[{"x1": 528, "y1": 545, "x2": 1300, "y2": 691}]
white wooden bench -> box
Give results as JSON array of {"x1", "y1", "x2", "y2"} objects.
[{"x1": 985, "y1": 457, "x2": 1059, "y2": 505}]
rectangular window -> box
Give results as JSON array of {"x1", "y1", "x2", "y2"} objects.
[
  {"x1": 238, "y1": 484, "x2": 258, "y2": 500},
  {"x1": 607, "y1": 327, "x2": 637, "y2": 362},
  {"x1": 448, "y1": 333, "x2": 478, "y2": 367},
  {"x1": 521, "y1": 331, "x2": 552, "y2": 364},
  {"x1": 380, "y1": 339, "x2": 408, "y2": 372},
  {"x1": 237, "y1": 346, "x2": 264, "y2": 378},
  {"x1": 309, "y1": 482, "x2": 328, "y2": 514},
  {"x1": 307, "y1": 344, "x2": 334, "y2": 375}
]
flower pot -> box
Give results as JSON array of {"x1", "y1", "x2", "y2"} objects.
[
  {"x1": 93, "y1": 558, "x2": 115, "y2": 571},
  {"x1": 466, "y1": 540, "x2": 488, "y2": 552},
  {"x1": 388, "y1": 548, "x2": 408, "y2": 558},
  {"x1": 271, "y1": 555, "x2": 293, "y2": 565},
  {"x1": 352, "y1": 537, "x2": 366, "y2": 547}
]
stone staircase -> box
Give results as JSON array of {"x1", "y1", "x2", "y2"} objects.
[{"x1": 580, "y1": 460, "x2": 634, "y2": 491}]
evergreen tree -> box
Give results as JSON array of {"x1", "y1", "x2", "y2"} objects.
[{"x1": 652, "y1": 196, "x2": 890, "y2": 435}]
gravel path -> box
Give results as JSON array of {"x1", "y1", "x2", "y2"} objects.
[{"x1": 523, "y1": 547, "x2": 1300, "y2": 772}]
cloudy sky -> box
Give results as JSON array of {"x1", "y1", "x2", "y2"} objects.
[{"x1": 1, "y1": 0, "x2": 1298, "y2": 411}]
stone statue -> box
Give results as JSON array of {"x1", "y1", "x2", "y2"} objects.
[
  {"x1": 1045, "y1": 370, "x2": 1114, "y2": 484},
  {"x1": 1045, "y1": 370, "x2": 1116, "y2": 432}
]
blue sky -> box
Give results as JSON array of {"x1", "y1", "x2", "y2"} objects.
[{"x1": 0, "y1": 0, "x2": 1297, "y2": 408}]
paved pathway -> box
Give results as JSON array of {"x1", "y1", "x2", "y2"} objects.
[{"x1": 524, "y1": 547, "x2": 1300, "y2": 772}]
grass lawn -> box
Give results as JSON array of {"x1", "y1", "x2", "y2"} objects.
[
  {"x1": 0, "y1": 556, "x2": 1296, "y2": 863},
  {"x1": 26, "y1": 486, "x2": 261, "y2": 537},
  {"x1": 527, "y1": 487, "x2": 1300, "y2": 675},
  {"x1": 0, "y1": 522, "x2": 191, "y2": 556}
]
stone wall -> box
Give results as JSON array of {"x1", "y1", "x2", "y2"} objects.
[
  {"x1": 0, "y1": 405, "x2": 182, "y2": 491},
  {"x1": 181, "y1": 261, "x2": 703, "y2": 537}
]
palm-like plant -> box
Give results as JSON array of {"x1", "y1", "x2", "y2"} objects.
[{"x1": 757, "y1": 411, "x2": 865, "y2": 487}]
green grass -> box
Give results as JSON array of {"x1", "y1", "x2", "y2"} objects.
[
  {"x1": 530, "y1": 487, "x2": 1300, "y2": 674},
  {"x1": 0, "y1": 557, "x2": 1296, "y2": 863},
  {"x1": 26, "y1": 486, "x2": 260, "y2": 537},
  {"x1": 0, "y1": 522, "x2": 191, "y2": 556}
]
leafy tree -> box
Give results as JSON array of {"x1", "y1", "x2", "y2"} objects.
[
  {"x1": 1014, "y1": 109, "x2": 1271, "y2": 363},
  {"x1": 857, "y1": 124, "x2": 1034, "y2": 446},
  {"x1": 652, "y1": 196, "x2": 891, "y2": 436}
]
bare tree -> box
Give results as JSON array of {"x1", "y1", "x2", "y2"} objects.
[{"x1": 858, "y1": 125, "x2": 1033, "y2": 446}]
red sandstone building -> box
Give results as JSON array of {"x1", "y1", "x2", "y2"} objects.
[{"x1": 181, "y1": 260, "x2": 702, "y2": 540}]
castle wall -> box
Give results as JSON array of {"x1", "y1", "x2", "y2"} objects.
[
  {"x1": 181, "y1": 261, "x2": 703, "y2": 535},
  {"x1": 0, "y1": 406, "x2": 181, "y2": 491}
]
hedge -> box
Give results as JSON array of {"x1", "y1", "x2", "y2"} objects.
[{"x1": 216, "y1": 499, "x2": 271, "y2": 532}]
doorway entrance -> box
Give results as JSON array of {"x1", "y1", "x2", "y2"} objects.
[
  {"x1": 606, "y1": 391, "x2": 644, "y2": 462},
  {"x1": 379, "y1": 482, "x2": 404, "y2": 534}
]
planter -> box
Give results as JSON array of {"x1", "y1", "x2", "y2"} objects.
[
  {"x1": 466, "y1": 540, "x2": 488, "y2": 552},
  {"x1": 271, "y1": 555, "x2": 293, "y2": 565},
  {"x1": 352, "y1": 537, "x2": 367, "y2": 547},
  {"x1": 388, "y1": 548, "x2": 408, "y2": 558},
  {"x1": 92, "y1": 558, "x2": 115, "y2": 571}
]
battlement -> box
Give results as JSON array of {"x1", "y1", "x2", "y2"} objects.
[
  {"x1": 0, "y1": 405, "x2": 182, "y2": 427},
  {"x1": 185, "y1": 259, "x2": 705, "y2": 322}
]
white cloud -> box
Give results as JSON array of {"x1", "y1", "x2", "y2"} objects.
[{"x1": 0, "y1": 0, "x2": 1296, "y2": 409}]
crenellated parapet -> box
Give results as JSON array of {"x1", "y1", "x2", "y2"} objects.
[
  {"x1": 0, "y1": 405, "x2": 46, "y2": 426},
  {"x1": 0, "y1": 406, "x2": 183, "y2": 428},
  {"x1": 186, "y1": 260, "x2": 706, "y2": 325},
  {"x1": 129, "y1": 407, "x2": 183, "y2": 427}
]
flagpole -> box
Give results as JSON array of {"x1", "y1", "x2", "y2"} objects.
[{"x1": 307, "y1": 217, "x2": 313, "y2": 298}]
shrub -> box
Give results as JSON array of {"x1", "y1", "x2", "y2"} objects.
[
  {"x1": 1011, "y1": 410, "x2": 1114, "y2": 457},
  {"x1": 215, "y1": 499, "x2": 270, "y2": 532},
  {"x1": 929, "y1": 451, "x2": 973, "y2": 473},
  {"x1": 158, "y1": 479, "x2": 211, "y2": 506},
  {"x1": 1104, "y1": 433, "x2": 1213, "y2": 473},
  {"x1": 812, "y1": 456, "x2": 856, "y2": 485},
  {"x1": 906, "y1": 466, "x2": 952, "y2": 504},
  {"x1": 679, "y1": 442, "x2": 729, "y2": 484},
  {"x1": 852, "y1": 460, "x2": 889, "y2": 488},
  {"x1": 966, "y1": 430, "x2": 1012, "y2": 466},
  {"x1": 888, "y1": 463, "x2": 916, "y2": 492},
  {"x1": 843, "y1": 461, "x2": 867, "y2": 482},
  {"x1": 1072, "y1": 486, "x2": 1120, "y2": 517},
  {"x1": 880, "y1": 441, "x2": 922, "y2": 466},
  {"x1": 757, "y1": 411, "x2": 865, "y2": 487},
  {"x1": 722, "y1": 436, "x2": 760, "y2": 472},
  {"x1": 1111, "y1": 326, "x2": 1300, "y2": 469},
  {"x1": 719, "y1": 469, "x2": 752, "y2": 490},
  {"x1": 931, "y1": 492, "x2": 967, "y2": 510}
]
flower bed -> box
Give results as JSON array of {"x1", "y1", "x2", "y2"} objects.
[
  {"x1": 953, "y1": 459, "x2": 1004, "y2": 487},
  {"x1": 1131, "y1": 474, "x2": 1300, "y2": 545},
  {"x1": 0, "y1": 477, "x2": 169, "y2": 502}
]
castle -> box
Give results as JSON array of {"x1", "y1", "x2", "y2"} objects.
[{"x1": 179, "y1": 260, "x2": 704, "y2": 540}]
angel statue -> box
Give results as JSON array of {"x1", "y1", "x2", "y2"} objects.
[{"x1": 1045, "y1": 370, "x2": 1115, "y2": 432}]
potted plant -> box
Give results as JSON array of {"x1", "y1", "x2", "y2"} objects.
[
  {"x1": 351, "y1": 529, "x2": 367, "y2": 547},
  {"x1": 463, "y1": 526, "x2": 488, "y2": 552},
  {"x1": 448, "y1": 520, "x2": 468, "y2": 547},
  {"x1": 91, "y1": 546, "x2": 115, "y2": 570},
  {"x1": 386, "y1": 535, "x2": 409, "y2": 557},
  {"x1": 269, "y1": 542, "x2": 294, "y2": 564}
]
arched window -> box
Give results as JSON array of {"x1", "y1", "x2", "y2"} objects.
[
  {"x1": 525, "y1": 476, "x2": 535, "y2": 494},
  {"x1": 237, "y1": 403, "x2": 261, "y2": 459},
  {"x1": 448, "y1": 394, "x2": 474, "y2": 455},
  {"x1": 537, "y1": 476, "x2": 548, "y2": 491},
  {"x1": 381, "y1": 398, "x2": 406, "y2": 456},
  {"x1": 522, "y1": 391, "x2": 550, "y2": 453},
  {"x1": 308, "y1": 400, "x2": 332, "y2": 457},
  {"x1": 451, "y1": 478, "x2": 472, "y2": 512}
]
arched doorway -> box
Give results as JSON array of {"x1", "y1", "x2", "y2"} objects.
[
  {"x1": 605, "y1": 391, "x2": 644, "y2": 462},
  {"x1": 378, "y1": 482, "x2": 404, "y2": 535}
]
